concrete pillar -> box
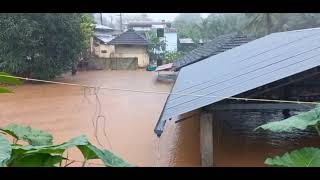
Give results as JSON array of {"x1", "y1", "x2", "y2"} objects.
[{"x1": 200, "y1": 112, "x2": 214, "y2": 167}]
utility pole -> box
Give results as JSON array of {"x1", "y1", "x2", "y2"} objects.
[
  {"x1": 100, "y1": 13, "x2": 103, "y2": 25},
  {"x1": 120, "y1": 13, "x2": 123, "y2": 32}
]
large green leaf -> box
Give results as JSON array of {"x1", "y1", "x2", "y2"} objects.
[
  {"x1": 7, "y1": 136, "x2": 88, "y2": 167},
  {"x1": 265, "y1": 147, "x2": 320, "y2": 167},
  {"x1": 0, "y1": 72, "x2": 22, "y2": 85},
  {"x1": 10, "y1": 135, "x2": 133, "y2": 167},
  {"x1": 9, "y1": 153, "x2": 63, "y2": 167},
  {"x1": 0, "y1": 135, "x2": 12, "y2": 167},
  {"x1": 255, "y1": 107, "x2": 320, "y2": 133},
  {"x1": 12, "y1": 135, "x2": 89, "y2": 155},
  {"x1": 0, "y1": 87, "x2": 13, "y2": 93},
  {"x1": 78, "y1": 144, "x2": 134, "y2": 167},
  {"x1": 0, "y1": 124, "x2": 53, "y2": 146}
]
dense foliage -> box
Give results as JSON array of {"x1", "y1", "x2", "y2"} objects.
[
  {"x1": 0, "y1": 13, "x2": 94, "y2": 80},
  {"x1": 173, "y1": 13, "x2": 320, "y2": 42}
]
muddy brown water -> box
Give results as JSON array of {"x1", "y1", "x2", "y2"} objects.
[
  {"x1": 0, "y1": 70, "x2": 200, "y2": 167},
  {"x1": 1, "y1": 70, "x2": 319, "y2": 167}
]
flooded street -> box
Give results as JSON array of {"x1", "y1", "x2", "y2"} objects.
[{"x1": 0, "y1": 70, "x2": 200, "y2": 167}]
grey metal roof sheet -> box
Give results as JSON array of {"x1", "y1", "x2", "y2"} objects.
[
  {"x1": 108, "y1": 29, "x2": 149, "y2": 45},
  {"x1": 173, "y1": 33, "x2": 252, "y2": 71},
  {"x1": 155, "y1": 27, "x2": 320, "y2": 136},
  {"x1": 95, "y1": 35, "x2": 115, "y2": 43}
]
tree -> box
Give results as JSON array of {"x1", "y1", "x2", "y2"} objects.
[
  {"x1": 244, "y1": 13, "x2": 284, "y2": 37},
  {"x1": 285, "y1": 13, "x2": 320, "y2": 31},
  {"x1": 146, "y1": 31, "x2": 166, "y2": 63},
  {"x1": 174, "y1": 13, "x2": 202, "y2": 24},
  {"x1": 0, "y1": 13, "x2": 93, "y2": 80}
]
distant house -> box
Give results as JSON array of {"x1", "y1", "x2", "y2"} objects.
[
  {"x1": 108, "y1": 29, "x2": 150, "y2": 67},
  {"x1": 126, "y1": 21, "x2": 178, "y2": 52},
  {"x1": 177, "y1": 38, "x2": 198, "y2": 52},
  {"x1": 154, "y1": 27, "x2": 320, "y2": 166},
  {"x1": 91, "y1": 24, "x2": 119, "y2": 58}
]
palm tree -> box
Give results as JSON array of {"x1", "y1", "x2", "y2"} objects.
[{"x1": 245, "y1": 13, "x2": 280, "y2": 37}]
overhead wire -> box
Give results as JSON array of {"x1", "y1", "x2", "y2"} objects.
[{"x1": 1, "y1": 74, "x2": 320, "y2": 105}]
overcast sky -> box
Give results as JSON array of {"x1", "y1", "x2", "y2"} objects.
[{"x1": 102, "y1": 13, "x2": 210, "y2": 22}]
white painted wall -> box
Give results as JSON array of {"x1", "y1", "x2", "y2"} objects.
[{"x1": 164, "y1": 32, "x2": 177, "y2": 52}]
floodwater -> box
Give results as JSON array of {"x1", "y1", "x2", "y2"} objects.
[
  {"x1": 1, "y1": 70, "x2": 319, "y2": 167},
  {"x1": 0, "y1": 70, "x2": 200, "y2": 167}
]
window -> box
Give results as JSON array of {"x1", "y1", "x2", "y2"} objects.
[
  {"x1": 101, "y1": 50, "x2": 107, "y2": 53},
  {"x1": 157, "y1": 28, "x2": 164, "y2": 38}
]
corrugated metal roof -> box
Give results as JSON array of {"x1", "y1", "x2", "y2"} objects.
[
  {"x1": 173, "y1": 33, "x2": 252, "y2": 71},
  {"x1": 155, "y1": 63, "x2": 173, "y2": 71},
  {"x1": 95, "y1": 24, "x2": 114, "y2": 31},
  {"x1": 179, "y1": 38, "x2": 194, "y2": 44},
  {"x1": 95, "y1": 35, "x2": 114, "y2": 43},
  {"x1": 108, "y1": 29, "x2": 149, "y2": 45},
  {"x1": 155, "y1": 27, "x2": 320, "y2": 136}
]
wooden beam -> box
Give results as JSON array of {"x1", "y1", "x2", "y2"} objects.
[
  {"x1": 200, "y1": 112, "x2": 214, "y2": 167},
  {"x1": 242, "y1": 67, "x2": 320, "y2": 98},
  {"x1": 209, "y1": 103, "x2": 316, "y2": 110}
]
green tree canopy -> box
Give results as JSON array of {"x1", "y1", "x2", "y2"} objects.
[{"x1": 0, "y1": 13, "x2": 93, "y2": 80}]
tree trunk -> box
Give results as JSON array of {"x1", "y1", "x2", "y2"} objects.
[{"x1": 266, "y1": 13, "x2": 272, "y2": 35}]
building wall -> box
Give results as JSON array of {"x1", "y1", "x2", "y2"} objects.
[
  {"x1": 87, "y1": 57, "x2": 138, "y2": 70},
  {"x1": 164, "y1": 32, "x2": 177, "y2": 52},
  {"x1": 94, "y1": 44, "x2": 115, "y2": 58},
  {"x1": 114, "y1": 45, "x2": 149, "y2": 67}
]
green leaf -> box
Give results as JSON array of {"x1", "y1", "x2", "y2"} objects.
[
  {"x1": 9, "y1": 153, "x2": 63, "y2": 167},
  {"x1": 0, "y1": 124, "x2": 53, "y2": 146},
  {"x1": 255, "y1": 107, "x2": 320, "y2": 133},
  {"x1": 0, "y1": 135, "x2": 12, "y2": 167},
  {"x1": 0, "y1": 87, "x2": 13, "y2": 93},
  {"x1": 13, "y1": 135, "x2": 89, "y2": 155},
  {"x1": 78, "y1": 144, "x2": 134, "y2": 167},
  {"x1": 0, "y1": 72, "x2": 22, "y2": 85},
  {"x1": 265, "y1": 147, "x2": 320, "y2": 167},
  {"x1": 8, "y1": 134, "x2": 134, "y2": 167}
]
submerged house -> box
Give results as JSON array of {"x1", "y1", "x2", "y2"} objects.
[
  {"x1": 154, "y1": 27, "x2": 320, "y2": 166},
  {"x1": 127, "y1": 21, "x2": 178, "y2": 52},
  {"x1": 108, "y1": 29, "x2": 150, "y2": 68}
]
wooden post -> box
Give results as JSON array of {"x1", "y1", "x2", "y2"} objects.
[{"x1": 200, "y1": 112, "x2": 214, "y2": 167}]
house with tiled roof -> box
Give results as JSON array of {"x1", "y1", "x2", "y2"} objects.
[
  {"x1": 174, "y1": 33, "x2": 252, "y2": 71},
  {"x1": 108, "y1": 29, "x2": 150, "y2": 67}
]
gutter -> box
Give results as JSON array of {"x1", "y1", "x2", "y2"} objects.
[{"x1": 153, "y1": 70, "x2": 179, "y2": 137}]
